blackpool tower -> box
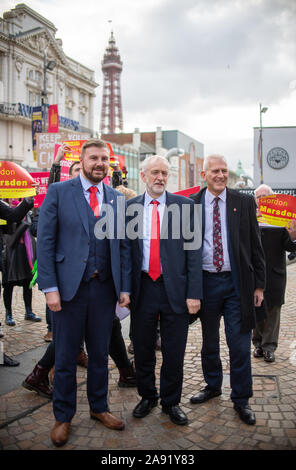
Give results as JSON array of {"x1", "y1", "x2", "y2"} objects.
[{"x1": 100, "y1": 32, "x2": 123, "y2": 134}]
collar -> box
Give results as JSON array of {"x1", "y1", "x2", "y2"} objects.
[
  {"x1": 144, "y1": 190, "x2": 166, "y2": 207},
  {"x1": 205, "y1": 187, "x2": 227, "y2": 204},
  {"x1": 79, "y1": 173, "x2": 103, "y2": 194}
]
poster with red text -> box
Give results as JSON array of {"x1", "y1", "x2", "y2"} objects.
[
  {"x1": 0, "y1": 161, "x2": 36, "y2": 198},
  {"x1": 257, "y1": 194, "x2": 296, "y2": 227},
  {"x1": 60, "y1": 140, "x2": 87, "y2": 181}
]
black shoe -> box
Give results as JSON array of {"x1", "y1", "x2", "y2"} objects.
[
  {"x1": 133, "y1": 398, "x2": 158, "y2": 418},
  {"x1": 253, "y1": 347, "x2": 263, "y2": 358},
  {"x1": 5, "y1": 311, "x2": 15, "y2": 326},
  {"x1": 24, "y1": 309, "x2": 41, "y2": 322},
  {"x1": 234, "y1": 404, "x2": 256, "y2": 425},
  {"x1": 263, "y1": 350, "x2": 275, "y2": 363},
  {"x1": 2, "y1": 353, "x2": 20, "y2": 367},
  {"x1": 162, "y1": 405, "x2": 188, "y2": 425},
  {"x1": 190, "y1": 388, "x2": 222, "y2": 404}
]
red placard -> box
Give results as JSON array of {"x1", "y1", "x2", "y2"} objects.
[
  {"x1": 174, "y1": 186, "x2": 200, "y2": 197},
  {"x1": 30, "y1": 172, "x2": 50, "y2": 208},
  {"x1": 0, "y1": 161, "x2": 35, "y2": 198},
  {"x1": 258, "y1": 194, "x2": 296, "y2": 227}
]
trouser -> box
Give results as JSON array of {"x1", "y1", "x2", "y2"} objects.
[
  {"x1": 3, "y1": 281, "x2": 32, "y2": 311},
  {"x1": 52, "y1": 277, "x2": 116, "y2": 422},
  {"x1": 200, "y1": 271, "x2": 252, "y2": 407},
  {"x1": 131, "y1": 273, "x2": 189, "y2": 407},
  {"x1": 39, "y1": 316, "x2": 129, "y2": 371},
  {"x1": 252, "y1": 305, "x2": 281, "y2": 352},
  {"x1": 109, "y1": 316, "x2": 131, "y2": 369}
]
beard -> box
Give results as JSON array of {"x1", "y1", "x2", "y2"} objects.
[{"x1": 81, "y1": 164, "x2": 108, "y2": 184}]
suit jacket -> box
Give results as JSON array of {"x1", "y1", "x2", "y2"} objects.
[
  {"x1": 37, "y1": 176, "x2": 131, "y2": 301},
  {"x1": 127, "y1": 191, "x2": 203, "y2": 314},
  {"x1": 260, "y1": 226, "x2": 296, "y2": 308},
  {"x1": 191, "y1": 187, "x2": 266, "y2": 333}
]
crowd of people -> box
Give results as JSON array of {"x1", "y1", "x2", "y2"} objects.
[{"x1": 0, "y1": 138, "x2": 296, "y2": 448}]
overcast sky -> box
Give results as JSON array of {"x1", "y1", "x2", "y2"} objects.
[{"x1": 2, "y1": 0, "x2": 296, "y2": 174}]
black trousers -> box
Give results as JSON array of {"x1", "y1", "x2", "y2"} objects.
[
  {"x1": 131, "y1": 273, "x2": 189, "y2": 407},
  {"x1": 39, "y1": 315, "x2": 130, "y2": 370}
]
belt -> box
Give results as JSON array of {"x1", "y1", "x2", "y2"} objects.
[
  {"x1": 141, "y1": 271, "x2": 163, "y2": 282},
  {"x1": 203, "y1": 270, "x2": 231, "y2": 275}
]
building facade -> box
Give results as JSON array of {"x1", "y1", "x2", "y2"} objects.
[{"x1": 0, "y1": 4, "x2": 98, "y2": 169}]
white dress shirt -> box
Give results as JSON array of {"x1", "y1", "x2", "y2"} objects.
[
  {"x1": 141, "y1": 191, "x2": 166, "y2": 273},
  {"x1": 202, "y1": 188, "x2": 231, "y2": 272}
]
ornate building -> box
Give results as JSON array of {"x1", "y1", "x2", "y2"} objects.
[
  {"x1": 0, "y1": 4, "x2": 98, "y2": 168},
  {"x1": 100, "y1": 32, "x2": 123, "y2": 135}
]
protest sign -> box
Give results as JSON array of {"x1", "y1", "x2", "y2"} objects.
[
  {"x1": 60, "y1": 140, "x2": 87, "y2": 181},
  {"x1": 30, "y1": 172, "x2": 50, "y2": 208},
  {"x1": 36, "y1": 132, "x2": 90, "y2": 168},
  {"x1": 174, "y1": 186, "x2": 200, "y2": 197},
  {"x1": 258, "y1": 194, "x2": 296, "y2": 227},
  {"x1": 0, "y1": 161, "x2": 35, "y2": 198}
]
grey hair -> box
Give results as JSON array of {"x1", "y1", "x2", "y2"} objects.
[
  {"x1": 254, "y1": 184, "x2": 273, "y2": 197},
  {"x1": 141, "y1": 155, "x2": 171, "y2": 174},
  {"x1": 203, "y1": 154, "x2": 228, "y2": 171}
]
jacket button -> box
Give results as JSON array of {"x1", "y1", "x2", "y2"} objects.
[{"x1": 84, "y1": 259, "x2": 87, "y2": 263}]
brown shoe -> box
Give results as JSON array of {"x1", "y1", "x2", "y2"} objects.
[
  {"x1": 90, "y1": 410, "x2": 125, "y2": 430},
  {"x1": 118, "y1": 361, "x2": 137, "y2": 388},
  {"x1": 44, "y1": 331, "x2": 53, "y2": 342},
  {"x1": 50, "y1": 421, "x2": 71, "y2": 447},
  {"x1": 77, "y1": 350, "x2": 88, "y2": 368},
  {"x1": 22, "y1": 364, "x2": 53, "y2": 399}
]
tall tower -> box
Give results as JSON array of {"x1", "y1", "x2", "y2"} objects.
[{"x1": 100, "y1": 32, "x2": 123, "y2": 134}]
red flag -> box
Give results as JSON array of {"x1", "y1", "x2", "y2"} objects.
[{"x1": 48, "y1": 105, "x2": 59, "y2": 133}]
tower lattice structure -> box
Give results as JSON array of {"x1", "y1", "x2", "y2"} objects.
[{"x1": 100, "y1": 32, "x2": 123, "y2": 134}]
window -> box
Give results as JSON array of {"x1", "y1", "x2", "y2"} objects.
[
  {"x1": 66, "y1": 86, "x2": 73, "y2": 98},
  {"x1": 29, "y1": 91, "x2": 41, "y2": 107}
]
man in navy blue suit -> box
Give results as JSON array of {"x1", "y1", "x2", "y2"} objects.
[
  {"x1": 190, "y1": 155, "x2": 265, "y2": 425},
  {"x1": 128, "y1": 155, "x2": 202, "y2": 426},
  {"x1": 37, "y1": 139, "x2": 131, "y2": 447}
]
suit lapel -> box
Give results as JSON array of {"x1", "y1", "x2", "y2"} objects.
[
  {"x1": 72, "y1": 177, "x2": 89, "y2": 236},
  {"x1": 226, "y1": 188, "x2": 241, "y2": 256}
]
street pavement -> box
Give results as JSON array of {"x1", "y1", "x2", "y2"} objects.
[{"x1": 0, "y1": 263, "x2": 295, "y2": 453}]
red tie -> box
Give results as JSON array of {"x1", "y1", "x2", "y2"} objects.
[
  {"x1": 88, "y1": 186, "x2": 99, "y2": 217},
  {"x1": 148, "y1": 200, "x2": 161, "y2": 281}
]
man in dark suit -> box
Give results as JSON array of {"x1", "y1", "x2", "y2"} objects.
[
  {"x1": 253, "y1": 184, "x2": 296, "y2": 363},
  {"x1": 128, "y1": 155, "x2": 202, "y2": 425},
  {"x1": 37, "y1": 139, "x2": 131, "y2": 447},
  {"x1": 190, "y1": 155, "x2": 265, "y2": 425}
]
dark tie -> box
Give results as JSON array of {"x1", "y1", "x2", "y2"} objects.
[
  {"x1": 213, "y1": 197, "x2": 224, "y2": 272},
  {"x1": 88, "y1": 186, "x2": 99, "y2": 217},
  {"x1": 148, "y1": 200, "x2": 161, "y2": 281}
]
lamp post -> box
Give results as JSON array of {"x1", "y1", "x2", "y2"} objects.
[
  {"x1": 41, "y1": 48, "x2": 56, "y2": 132},
  {"x1": 259, "y1": 103, "x2": 268, "y2": 184}
]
